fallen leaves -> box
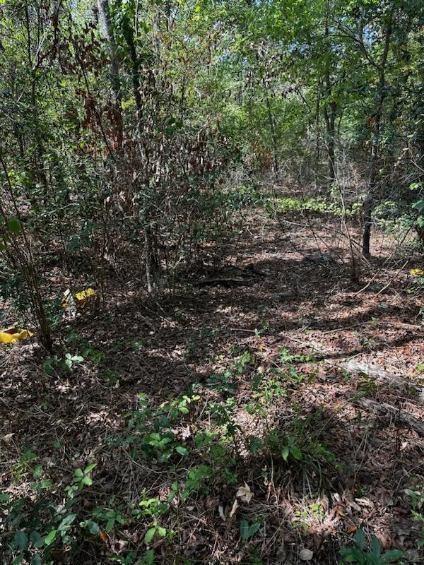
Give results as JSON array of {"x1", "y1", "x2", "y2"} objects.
[
  {"x1": 236, "y1": 483, "x2": 253, "y2": 503},
  {"x1": 218, "y1": 484, "x2": 253, "y2": 522},
  {"x1": 229, "y1": 499, "x2": 239, "y2": 519},
  {"x1": 299, "y1": 548, "x2": 314, "y2": 561}
]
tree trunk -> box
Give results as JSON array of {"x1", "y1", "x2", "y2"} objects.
[
  {"x1": 120, "y1": 6, "x2": 161, "y2": 293},
  {"x1": 97, "y1": 0, "x2": 123, "y2": 149},
  {"x1": 324, "y1": 7, "x2": 337, "y2": 185},
  {"x1": 263, "y1": 79, "x2": 279, "y2": 176},
  {"x1": 324, "y1": 100, "x2": 337, "y2": 184},
  {"x1": 362, "y1": 17, "x2": 392, "y2": 257}
]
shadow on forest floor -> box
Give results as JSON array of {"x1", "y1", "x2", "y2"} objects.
[{"x1": 0, "y1": 211, "x2": 423, "y2": 563}]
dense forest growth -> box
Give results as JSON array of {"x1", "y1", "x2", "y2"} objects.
[{"x1": 0, "y1": 0, "x2": 423, "y2": 563}]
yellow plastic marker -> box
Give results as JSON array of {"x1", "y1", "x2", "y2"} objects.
[
  {"x1": 0, "y1": 329, "x2": 33, "y2": 344},
  {"x1": 75, "y1": 288, "x2": 96, "y2": 302},
  {"x1": 410, "y1": 268, "x2": 424, "y2": 277}
]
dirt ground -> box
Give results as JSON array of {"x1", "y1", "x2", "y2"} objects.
[{"x1": 0, "y1": 208, "x2": 423, "y2": 563}]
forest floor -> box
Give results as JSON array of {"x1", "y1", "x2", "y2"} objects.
[{"x1": 1, "y1": 205, "x2": 423, "y2": 564}]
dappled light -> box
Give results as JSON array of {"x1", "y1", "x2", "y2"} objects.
[{"x1": 1, "y1": 0, "x2": 423, "y2": 563}]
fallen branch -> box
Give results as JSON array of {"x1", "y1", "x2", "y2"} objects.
[
  {"x1": 341, "y1": 360, "x2": 423, "y2": 398},
  {"x1": 354, "y1": 397, "x2": 424, "y2": 436},
  {"x1": 196, "y1": 277, "x2": 251, "y2": 287}
]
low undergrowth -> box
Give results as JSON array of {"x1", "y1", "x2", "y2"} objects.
[
  {"x1": 2, "y1": 336, "x2": 420, "y2": 564},
  {"x1": 0, "y1": 349, "x2": 336, "y2": 563}
]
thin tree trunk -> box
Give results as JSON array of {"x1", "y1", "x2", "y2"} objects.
[
  {"x1": 314, "y1": 78, "x2": 322, "y2": 172},
  {"x1": 120, "y1": 6, "x2": 161, "y2": 293},
  {"x1": 323, "y1": 7, "x2": 336, "y2": 185},
  {"x1": 324, "y1": 100, "x2": 337, "y2": 183},
  {"x1": 97, "y1": 0, "x2": 123, "y2": 149},
  {"x1": 362, "y1": 17, "x2": 392, "y2": 257},
  {"x1": 24, "y1": 2, "x2": 48, "y2": 206},
  {"x1": 263, "y1": 80, "x2": 279, "y2": 176},
  {"x1": 0, "y1": 153, "x2": 53, "y2": 351}
]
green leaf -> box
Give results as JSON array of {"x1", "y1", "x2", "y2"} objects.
[
  {"x1": 144, "y1": 527, "x2": 157, "y2": 544},
  {"x1": 0, "y1": 492, "x2": 11, "y2": 505},
  {"x1": 44, "y1": 529, "x2": 57, "y2": 546},
  {"x1": 370, "y1": 535, "x2": 381, "y2": 556},
  {"x1": 412, "y1": 200, "x2": 424, "y2": 212},
  {"x1": 240, "y1": 519, "x2": 250, "y2": 540},
  {"x1": 140, "y1": 549, "x2": 155, "y2": 565},
  {"x1": 175, "y1": 445, "x2": 188, "y2": 456},
  {"x1": 58, "y1": 513, "x2": 76, "y2": 531},
  {"x1": 13, "y1": 530, "x2": 29, "y2": 551},
  {"x1": 281, "y1": 446, "x2": 289, "y2": 461},
  {"x1": 84, "y1": 463, "x2": 96, "y2": 474},
  {"x1": 340, "y1": 547, "x2": 362, "y2": 562},
  {"x1": 33, "y1": 464, "x2": 43, "y2": 479},
  {"x1": 156, "y1": 526, "x2": 167, "y2": 538},
  {"x1": 80, "y1": 520, "x2": 100, "y2": 535},
  {"x1": 248, "y1": 521, "x2": 261, "y2": 538},
  {"x1": 7, "y1": 217, "x2": 22, "y2": 234},
  {"x1": 240, "y1": 519, "x2": 260, "y2": 541},
  {"x1": 291, "y1": 446, "x2": 303, "y2": 461},
  {"x1": 353, "y1": 528, "x2": 366, "y2": 550},
  {"x1": 30, "y1": 530, "x2": 43, "y2": 548},
  {"x1": 106, "y1": 517, "x2": 115, "y2": 532},
  {"x1": 381, "y1": 549, "x2": 403, "y2": 562}
]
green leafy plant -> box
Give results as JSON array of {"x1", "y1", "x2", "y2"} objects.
[
  {"x1": 281, "y1": 437, "x2": 304, "y2": 463},
  {"x1": 207, "y1": 370, "x2": 237, "y2": 395},
  {"x1": 234, "y1": 350, "x2": 253, "y2": 374},
  {"x1": 91, "y1": 507, "x2": 127, "y2": 532},
  {"x1": 44, "y1": 512, "x2": 77, "y2": 547},
  {"x1": 66, "y1": 463, "x2": 96, "y2": 498},
  {"x1": 144, "y1": 523, "x2": 171, "y2": 545},
  {"x1": 247, "y1": 369, "x2": 287, "y2": 415},
  {"x1": 181, "y1": 465, "x2": 212, "y2": 501},
  {"x1": 265, "y1": 419, "x2": 335, "y2": 473},
  {"x1": 64, "y1": 353, "x2": 84, "y2": 370},
  {"x1": 240, "y1": 519, "x2": 261, "y2": 541},
  {"x1": 43, "y1": 353, "x2": 84, "y2": 374},
  {"x1": 405, "y1": 486, "x2": 424, "y2": 546},
  {"x1": 340, "y1": 529, "x2": 403, "y2": 564},
  {"x1": 138, "y1": 496, "x2": 170, "y2": 519},
  {"x1": 11, "y1": 449, "x2": 38, "y2": 481},
  {"x1": 279, "y1": 347, "x2": 315, "y2": 364}
]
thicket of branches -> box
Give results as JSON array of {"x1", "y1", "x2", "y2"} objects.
[{"x1": 0, "y1": 0, "x2": 423, "y2": 349}]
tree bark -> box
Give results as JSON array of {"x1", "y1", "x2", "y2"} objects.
[
  {"x1": 355, "y1": 398, "x2": 424, "y2": 437},
  {"x1": 324, "y1": 6, "x2": 337, "y2": 185},
  {"x1": 97, "y1": 0, "x2": 123, "y2": 149},
  {"x1": 120, "y1": 5, "x2": 161, "y2": 293},
  {"x1": 362, "y1": 17, "x2": 392, "y2": 257}
]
